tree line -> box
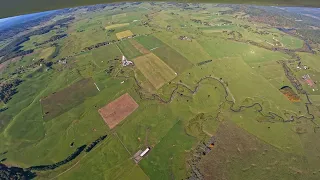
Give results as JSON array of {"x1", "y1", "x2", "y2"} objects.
[
  {"x1": 0, "y1": 79, "x2": 23, "y2": 104},
  {"x1": 25, "y1": 134, "x2": 108, "y2": 171},
  {"x1": 85, "y1": 135, "x2": 108, "y2": 152},
  {"x1": 0, "y1": 163, "x2": 36, "y2": 180},
  {"x1": 35, "y1": 34, "x2": 67, "y2": 46},
  {"x1": 26, "y1": 145, "x2": 86, "y2": 171}
]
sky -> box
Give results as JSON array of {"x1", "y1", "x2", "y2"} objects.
[{"x1": 0, "y1": 10, "x2": 56, "y2": 28}]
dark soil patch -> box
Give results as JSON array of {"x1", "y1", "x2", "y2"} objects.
[{"x1": 280, "y1": 86, "x2": 300, "y2": 102}]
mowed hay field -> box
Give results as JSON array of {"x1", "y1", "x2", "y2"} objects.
[
  {"x1": 118, "y1": 40, "x2": 142, "y2": 59},
  {"x1": 41, "y1": 78, "x2": 98, "y2": 120},
  {"x1": 133, "y1": 53, "x2": 177, "y2": 89},
  {"x1": 105, "y1": 23, "x2": 129, "y2": 30},
  {"x1": 129, "y1": 39, "x2": 150, "y2": 54},
  {"x1": 116, "y1": 30, "x2": 134, "y2": 40}
]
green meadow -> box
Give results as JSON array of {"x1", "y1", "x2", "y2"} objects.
[{"x1": 1, "y1": 2, "x2": 320, "y2": 180}]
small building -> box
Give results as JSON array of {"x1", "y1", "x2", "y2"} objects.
[
  {"x1": 140, "y1": 147, "x2": 150, "y2": 157},
  {"x1": 133, "y1": 150, "x2": 143, "y2": 163},
  {"x1": 122, "y1": 56, "x2": 133, "y2": 66}
]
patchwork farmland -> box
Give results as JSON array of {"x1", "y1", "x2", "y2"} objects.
[{"x1": 1, "y1": 2, "x2": 320, "y2": 180}]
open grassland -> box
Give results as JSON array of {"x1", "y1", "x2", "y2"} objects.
[
  {"x1": 154, "y1": 32, "x2": 211, "y2": 64},
  {"x1": 227, "y1": 107, "x2": 305, "y2": 155},
  {"x1": 135, "y1": 35, "x2": 164, "y2": 50},
  {"x1": 116, "y1": 30, "x2": 134, "y2": 40},
  {"x1": 199, "y1": 120, "x2": 313, "y2": 180},
  {"x1": 39, "y1": 46, "x2": 56, "y2": 59},
  {"x1": 198, "y1": 37, "x2": 290, "y2": 62},
  {"x1": 77, "y1": 44, "x2": 122, "y2": 69},
  {"x1": 298, "y1": 52, "x2": 320, "y2": 72},
  {"x1": 54, "y1": 135, "x2": 133, "y2": 180},
  {"x1": 201, "y1": 57, "x2": 304, "y2": 116},
  {"x1": 133, "y1": 53, "x2": 177, "y2": 89},
  {"x1": 153, "y1": 45, "x2": 194, "y2": 74},
  {"x1": 140, "y1": 121, "x2": 196, "y2": 180},
  {"x1": 105, "y1": 23, "x2": 129, "y2": 30},
  {"x1": 118, "y1": 40, "x2": 142, "y2": 59},
  {"x1": 41, "y1": 78, "x2": 98, "y2": 121},
  {"x1": 21, "y1": 30, "x2": 61, "y2": 50},
  {"x1": 246, "y1": 60, "x2": 292, "y2": 89}
]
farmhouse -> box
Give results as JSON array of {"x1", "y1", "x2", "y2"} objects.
[
  {"x1": 122, "y1": 56, "x2": 133, "y2": 66},
  {"x1": 302, "y1": 74, "x2": 315, "y2": 87}
]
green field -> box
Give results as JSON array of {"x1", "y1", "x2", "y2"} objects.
[
  {"x1": 117, "y1": 39, "x2": 142, "y2": 59},
  {"x1": 133, "y1": 53, "x2": 177, "y2": 89},
  {"x1": 41, "y1": 78, "x2": 98, "y2": 120},
  {"x1": 105, "y1": 23, "x2": 129, "y2": 30},
  {"x1": 1, "y1": 2, "x2": 320, "y2": 180}
]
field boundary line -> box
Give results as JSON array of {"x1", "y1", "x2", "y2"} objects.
[
  {"x1": 114, "y1": 132, "x2": 132, "y2": 156},
  {"x1": 50, "y1": 136, "x2": 112, "y2": 179}
]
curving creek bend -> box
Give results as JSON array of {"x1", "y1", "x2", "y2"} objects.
[
  {"x1": 116, "y1": 68, "x2": 320, "y2": 179},
  {"x1": 118, "y1": 70, "x2": 319, "y2": 131}
]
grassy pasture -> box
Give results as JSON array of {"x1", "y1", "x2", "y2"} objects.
[
  {"x1": 112, "y1": 13, "x2": 127, "y2": 20},
  {"x1": 41, "y1": 78, "x2": 98, "y2": 120},
  {"x1": 105, "y1": 23, "x2": 129, "y2": 30},
  {"x1": 140, "y1": 121, "x2": 196, "y2": 180},
  {"x1": 135, "y1": 35, "x2": 164, "y2": 50},
  {"x1": 77, "y1": 43, "x2": 122, "y2": 70},
  {"x1": 116, "y1": 30, "x2": 134, "y2": 40},
  {"x1": 198, "y1": 37, "x2": 290, "y2": 62},
  {"x1": 153, "y1": 45, "x2": 194, "y2": 74},
  {"x1": 228, "y1": 107, "x2": 304, "y2": 155},
  {"x1": 154, "y1": 32, "x2": 212, "y2": 64},
  {"x1": 133, "y1": 53, "x2": 177, "y2": 89},
  {"x1": 21, "y1": 30, "x2": 59, "y2": 50},
  {"x1": 199, "y1": 120, "x2": 312, "y2": 180},
  {"x1": 245, "y1": 60, "x2": 292, "y2": 89},
  {"x1": 298, "y1": 52, "x2": 320, "y2": 72},
  {"x1": 117, "y1": 40, "x2": 142, "y2": 59},
  {"x1": 277, "y1": 34, "x2": 304, "y2": 49},
  {"x1": 129, "y1": 39, "x2": 150, "y2": 54},
  {"x1": 39, "y1": 46, "x2": 56, "y2": 59},
  {"x1": 57, "y1": 135, "x2": 133, "y2": 180}
]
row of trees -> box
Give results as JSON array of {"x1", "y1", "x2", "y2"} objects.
[
  {"x1": 27, "y1": 145, "x2": 86, "y2": 171},
  {"x1": 0, "y1": 79, "x2": 23, "y2": 104},
  {"x1": 0, "y1": 163, "x2": 36, "y2": 180},
  {"x1": 35, "y1": 34, "x2": 67, "y2": 46},
  {"x1": 85, "y1": 135, "x2": 108, "y2": 152}
]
